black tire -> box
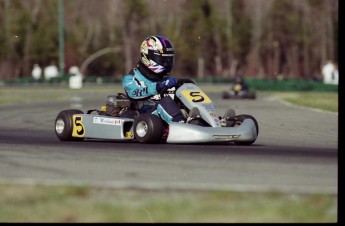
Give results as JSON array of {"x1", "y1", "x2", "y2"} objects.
[
  {"x1": 222, "y1": 91, "x2": 230, "y2": 99},
  {"x1": 229, "y1": 114, "x2": 259, "y2": 145},
  {"x1": 246, "y1": 92, "x2": 256, "y2": 99},
  {"x1": 55, "y1": 109, "x2": 84, "y2": 141},
  {"x1": 133, "y1": 114, "x2": 164, "y2": 143}
]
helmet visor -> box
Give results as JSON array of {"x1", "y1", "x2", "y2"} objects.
[{"x1": 149, "y1": 53, "x2": 174, "y2": 73}]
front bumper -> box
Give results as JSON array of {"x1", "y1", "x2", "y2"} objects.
[{"x1": 166, "y1": 119, "x2": 258, "y2": 143}]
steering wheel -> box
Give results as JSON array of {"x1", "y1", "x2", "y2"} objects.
[
  {"x1": 159, "y1": 78, "x2": 195, "y2": 99},
  {"x1": 176, "y1": 78, "x2": 195, "y2": 86}
]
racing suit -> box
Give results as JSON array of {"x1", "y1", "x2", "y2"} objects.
[{"x1": 122, "y1": 63, "x2": 185, "y2": 124}]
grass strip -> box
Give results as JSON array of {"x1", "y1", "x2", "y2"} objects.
[
  {"x1": 267, "y1": 91, "x2": 338, "y2": 112},
  {"x1": 0, "y1": 183, "x2": 337, "y2": 223}
]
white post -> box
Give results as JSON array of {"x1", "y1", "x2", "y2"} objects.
[{"x1": 69, "y1": 66, "x2": 83, "y2": 89}]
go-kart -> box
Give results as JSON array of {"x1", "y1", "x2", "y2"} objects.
[
  {"x1": 222, "y1": 84, "x2": 256, "y2": 99},
  {"x1": 55, "y1": 79, "x2": 259, "y2": 145}
]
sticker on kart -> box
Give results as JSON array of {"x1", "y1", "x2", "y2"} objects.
[
  {"x1": 72, "y1": 115, "x2": 85, "y2": 137},
  {"x1": 93, "y1": 117, "x2": 122, "y2": 126},
  {"x1": 181, "y1": 90, "x2": 212, "y2": 104}
]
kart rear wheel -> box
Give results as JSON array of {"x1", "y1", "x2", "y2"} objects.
[
  {"x1": 222, "y1": 91, "x2": 230, "y2": 99},
  {"x1": 55, "y1": 109, "x2": 84, "y2": 141},
  {"x1": 134, "y1": 114, "x2": 164, "y2": 143},
  {"x1": 229, "y1": 114, "x2": 259, "y2": 145},
  {"x1": 246, "y1": 92, "x2": 256, "y2": 99}
]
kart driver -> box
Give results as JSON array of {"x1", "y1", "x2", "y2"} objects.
[
  {"x1": 233, "y1": 75, "x2": 248, "y2": 92},
  {"x1": 122, "y1": 35, "x2": 186, "y2": 124}
]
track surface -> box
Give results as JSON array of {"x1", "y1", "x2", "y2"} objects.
[{"x1": 0, "y1": 90, "x2": 338, "y2": 194}]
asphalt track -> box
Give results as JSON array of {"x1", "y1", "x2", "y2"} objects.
[{"x1": 0, "y1": 89, "x2": 338, "y2": 195}]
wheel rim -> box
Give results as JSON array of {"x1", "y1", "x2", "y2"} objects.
[
  {"x1": 136, "y1": 121, "x2": 148, "y2": 137},
  {"x1": 55, "y1": 119, "x2": 65, "y2": 134}
]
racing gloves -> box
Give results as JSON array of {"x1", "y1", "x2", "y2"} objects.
[{"x1": 156, "y1": 77, "x2": 178, "y2": 93}]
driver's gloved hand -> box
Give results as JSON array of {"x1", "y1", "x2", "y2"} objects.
[{"x1": 156, "y1": 77, "x2": 178, "y2": 92}]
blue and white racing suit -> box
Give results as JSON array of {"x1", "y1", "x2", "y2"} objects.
[{"x1": 122, "y1": 67, "x2": 185, "y2": 124}]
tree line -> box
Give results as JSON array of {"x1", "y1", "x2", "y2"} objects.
[{"x1": 0, "y1": 0, "x2": 338, "y2": 80}]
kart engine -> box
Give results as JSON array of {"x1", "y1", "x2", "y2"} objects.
[{"x1": 105, "y1": 94, "x2": 131, "y2": 116}]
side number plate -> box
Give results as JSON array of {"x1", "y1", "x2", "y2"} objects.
[{"x1": 72, "y1": 115, "x2": 85, "y2": 137}]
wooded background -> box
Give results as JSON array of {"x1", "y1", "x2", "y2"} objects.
[{"x1": 0, "y1": 0, "x2": 338, "y2": 80}]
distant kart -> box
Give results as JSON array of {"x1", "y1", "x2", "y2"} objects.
[
  {"x1": 222, "y1": 84, "x2": 256, "y2": 99},
  {"x1": 55, "y1": 79, "x2": 259, "y2": 145}
]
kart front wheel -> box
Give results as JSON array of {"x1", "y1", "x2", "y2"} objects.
[
  {"x1": 227, "y1": 114, "x2": 259, "y2": 145},
  {"x1": 55, "y1": 109, "x2": 84, "y2": 141},
  {"x1": 134, "y1": 114, "x2": 164, "y2": 143}
]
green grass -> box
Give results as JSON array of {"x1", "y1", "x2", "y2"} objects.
[
  {"x1": 0, "y1": 85, "x2": 121, "y2": 105},
  {"x1": 268, "y1": 91, "x2": 338, "y2": 112},
  {"x1": 0, "y1": 183, "x2": 337, "y2": 223}
]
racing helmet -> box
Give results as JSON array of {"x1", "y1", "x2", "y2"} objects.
[
  {"x1": 140, "y1": 35, "x2": 175, "y2": 78},
  {"x1": 235, "y1": 76, "x2": 243, "y2": 84}
]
